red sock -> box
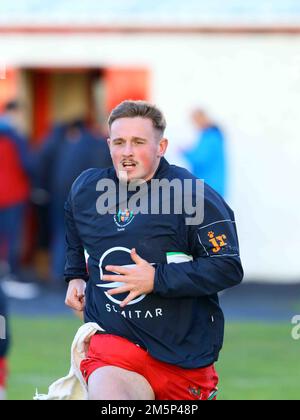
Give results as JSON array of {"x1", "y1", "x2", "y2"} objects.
[{"x1": 0, "y1": 357, "x2": 8, "y2": 387}]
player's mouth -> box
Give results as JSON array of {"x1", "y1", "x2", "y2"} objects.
[{"x1": 121, "y1": 160, "x2": 137, "y2": 170}]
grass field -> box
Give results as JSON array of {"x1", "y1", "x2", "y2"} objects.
[{"x1": 6, "y1": 317, "x2": 300, "y2": 400}]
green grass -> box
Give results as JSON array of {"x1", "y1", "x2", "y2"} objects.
[
  {"x1": 217, "y1": 323, "x2": 300, "y2": 400},
  {"x1": 6, "y1": 317, "x2": 300, "y2": 400},
  {"x1": 7, "y1": 316, "x2": 82, "y2": 400}
]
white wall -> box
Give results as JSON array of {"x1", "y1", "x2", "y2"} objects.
[{"x1": 1, "y1": 33, "x2": 300, "y2": 281}]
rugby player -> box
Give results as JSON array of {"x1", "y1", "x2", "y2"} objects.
[{"x1": 64, "y1": 100, "x2": 243, "y2": 400}]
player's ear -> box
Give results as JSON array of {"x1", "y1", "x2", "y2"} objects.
[
  {"x1": 157, "y1": 138, "x2": 168, "y2": 157},
  {"x1": 107, "y1": 138, "x2": 111, "y2": 148}
]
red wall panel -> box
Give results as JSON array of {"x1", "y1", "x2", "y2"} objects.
[{"x1": 104, "y1": 68, "x2": 150, "y2": 113}]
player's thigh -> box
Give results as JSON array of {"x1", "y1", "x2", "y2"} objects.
[{"x1": 88, "y1": 365, "x2": 155, "y2": 400}]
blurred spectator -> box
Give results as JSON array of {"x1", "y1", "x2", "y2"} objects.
[
  {"x1": 0, "y1": 285, "x2": 9, "y2": 400},
  {"x1": 34, "y1": 120, "x2": 112, "y2": 286},
  {"x1": 183, "y1": 109, "x2": 227, "y2": 197},
  {"x1": 0, "y1": 101, "x2": 38, "y2": 299}
]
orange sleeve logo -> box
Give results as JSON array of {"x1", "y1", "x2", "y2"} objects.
[{"x1": 208, "y1": 231, "x2": 227, "y2": 253}]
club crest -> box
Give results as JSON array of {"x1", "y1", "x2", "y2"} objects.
[{"x1": 114, "y1": 209, "x2": 135, "y2": 228}]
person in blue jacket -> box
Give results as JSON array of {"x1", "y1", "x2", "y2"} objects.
[
  {"x1": 183, "y1": 109, "x2": 226, "y2": 197},
  {"x1": 64, "y1": 100, "x2": 243, "y2": 400}
]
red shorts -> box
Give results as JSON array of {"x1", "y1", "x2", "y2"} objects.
[
  {"x1": 80, "y1": 334, "x2": 219, "y2": 400},
  {"x1": 0, "y1": 357, "x2": 8, "y2": 387}
]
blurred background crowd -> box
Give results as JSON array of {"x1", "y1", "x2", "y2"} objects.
[
  {"x1": 0, "y1": 99, "x2": 112, "y2": 296},
  {"x1": 0, "y1": 0, "x2": 300, "y2": 400}
]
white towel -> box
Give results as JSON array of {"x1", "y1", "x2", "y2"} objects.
[{"x1": 34, "y1": 322, "x2": 105, "y2": 400}]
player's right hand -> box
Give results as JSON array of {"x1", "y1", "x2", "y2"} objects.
[{"x1": 65, "y1": 279, "x2": 86, "y2": 311}]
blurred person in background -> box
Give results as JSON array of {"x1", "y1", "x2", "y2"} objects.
[
  {"x1": 35, "y1": 119, "x2": 112, "y2": 287},
  {"x1": 183, "y1": 109, "x2": 227, "y2": 197},
  {"x1": 0, "y1": 101, "x2": 38, "y2": 299},
  {"x1": 0, "y1": 285, "x2": 9, "y2": 400}
]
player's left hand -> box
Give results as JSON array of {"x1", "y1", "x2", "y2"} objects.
[{"x1": 102, "y1": 248, "x2": 155, "y2": 308}]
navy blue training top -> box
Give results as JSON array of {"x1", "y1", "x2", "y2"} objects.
[{"x1": 64, "y1": 157, "x2": 243, "y2": 368}]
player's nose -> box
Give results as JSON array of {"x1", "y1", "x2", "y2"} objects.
[{"x1": 122, "y1": 142, "x2": 134, "y2": 156}]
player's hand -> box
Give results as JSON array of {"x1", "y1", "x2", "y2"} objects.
[
  {"x1": 65, "y1": 279, "x2": 86, "y2": 311},
  {"x1": 102, "y1": 248, "x2": 155, "y2": 308}
]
